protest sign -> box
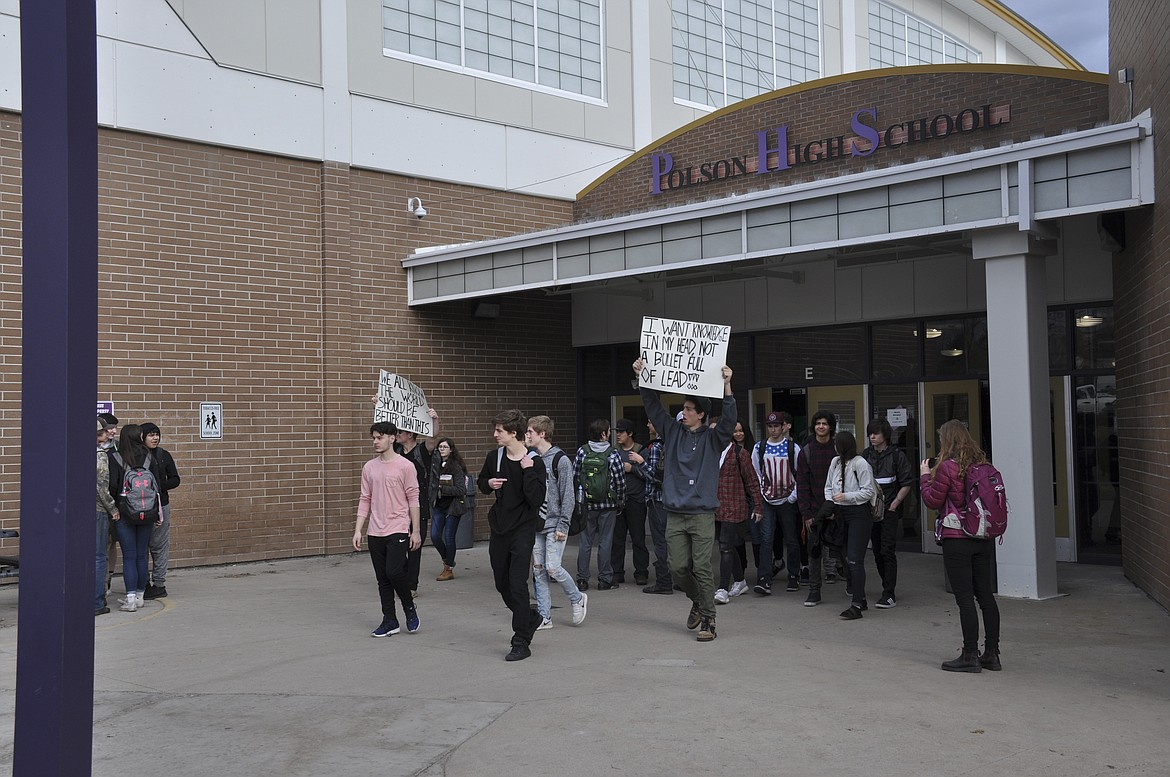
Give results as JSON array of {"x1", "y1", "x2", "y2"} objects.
[
  {"x1": 637, "y1": 316, "x2": 731, "y2": 396},
  {"x1": 374, "y1": 371, "x2": 433, "y2": 436}
]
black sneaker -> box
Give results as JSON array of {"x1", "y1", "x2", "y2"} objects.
[
  {"x1": 803, "y1": 590, "x2": 821, "y2": 607},
  {"x1": 686, "y1": 605, "x2": 702, "y2": 630},
  {"x1": 577, "y1": 578, "x2": 589, "y2": 591},
  {"x1": 642, "y1": 584, "x2": 673, "y2": 594},
  {"x1": 753, "y1": 582, "x2": 772, "y2": 596},
  {"x1": 634, "y1": 573, "x2": 649, "y2": 586},
  {"x1": 505, "y1": 644, "x2": 532, "y2": 661},
  {"x1": 785, "y1": 576, "x2": 799, "y2": 592},
  {"x1": 799, "y1": 567, "x2": 810, "y2": 585},
  {"x1": 876, "y1": 594, "x2": 896, "y2": 609},
  {"x1": 597, "y1": 581, "x2": 620, "y2": 590},
  {"x1": 826, "y1": 572, "x2": 838, "y2": 585},
  {"x1": 95, "y1": 606, "x2": 110, "y2": 616},
  {"x1": 143, "y1": 585, "x2": 167, "y2": 600},
  {"x1": 840, "y1": 606, "x2": 863, "y2": 620}
]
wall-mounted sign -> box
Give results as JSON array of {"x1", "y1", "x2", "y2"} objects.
[
  {"x1": 200, "y1": 403, "x2": 222, "y2": 439},
  {"x1": 887, "y1": 407, "x2": 909, "y2": 427},
  {"x1": 649, "y1": 103, "x2": 1011, "y2": 194},
  {"x1": 96, "y1": 401, "x2": 114, "y2": 416}
]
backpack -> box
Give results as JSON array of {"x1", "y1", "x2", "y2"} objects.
[
  {"x1": 579, "y1": 444, "x2": 615, "y2": 504},
  {"x1": 463, "y1": 473, "x2": 477, "y2": 512},
  {"x1": 959, "y1": 463, "x2": 1009, "y2": 539},
  {"x1": 113, "y1": 452, "x2": 159, "y2": 525}
]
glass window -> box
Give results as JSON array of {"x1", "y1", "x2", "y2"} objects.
[
  {"x1": 1048, "y1": 310, "x2": 1070, "y2": 373},
  {"x1": 923, "y1": 317, "x2": 988, "y2": 378},
  {"x1": 382, "y1": 0, "x2": 604, "y2": 99},
  {"x1": 867, "y1": 0, "x2": 979, "y2": 69},
  {"x1": 673, "y1": 0, "x2": 821, "y2": 110},
  {"x1": 755, "y1": 326, "x2": 866, "y2": 385},
  {"x1": 871, "y1": 322, "x2": 921, "y2": 381},
  {"x1": 1073, "y1": 306, "x2": 1115, "y2": 371}
]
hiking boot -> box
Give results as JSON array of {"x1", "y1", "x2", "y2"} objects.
[
  {"x1": 753, "y1": 581, "x2": 772, "y2": 596},
  {"x1": 840, "y1": 605, "x2": 863, "y2": 620},
  {"x1": 803, "y1": 590, "x2": 821, "y2": 607},
  {"x1": 371, "y1": 619, "x2": 400, "y2": 637},
  {"x1": 979, "y1": 647, "x2": 1002, "y2": 671},
  {"x1": 941, "y1": 649, "x2": 982, "y2": 673},
  {"x1": 696, "y1": 616, "x2": 717, "y2": 642},
  {"x1": 536, "y1": 616, "x2": 554, "y2": 631},
  {"x1": 728, "y1": 580, "x2": 749, "y2": 597},
  {"x1": 876, "y1": 593, "x2": 896, "y2": 609},
  {"x1": 785, "y1": 576, "x2": 799, "y2": 592},
  {"x1": 686, "y1": 605, "x2": 702, "y2": 630},
  {"x1": 405, "y1": 606, "x2": 420, "y2": 633},
  {"x1": 571, "y1": 592, "x2": 588, "y2": 625},
  {"x1": 436, "y1": 565, "x2": 454, "y2": 581},
  {"x1": 505, "y1": 644, "x2": 532, "y2": 662},
  {"x1": 714, "y1": 588, "x2": 730, "y2": 605}
]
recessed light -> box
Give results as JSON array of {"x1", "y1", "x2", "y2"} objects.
[
  {"x1": 1076, "y1": 315, "x2": 1104, "y2": 328},
  {"x1": 926, "y1": 328, "x2": 943, "y2": 339},
  {"x1": 941, "y1": 348, "x2": 964, "y2": 357}
]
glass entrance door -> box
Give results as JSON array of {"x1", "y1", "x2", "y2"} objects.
[
  {"x1": 920, "y1": 380, "x2": 984, "y2": 552},
  {"x1": 806, "y1": 385, "x2": 867, "y2": 441}
]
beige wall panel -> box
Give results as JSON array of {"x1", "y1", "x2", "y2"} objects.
[
  {"x1": 834, "y1": 264, "x2": 864, "y2": 322},
  {"x1": 606, "y1": 0, "x2": 632, "y2": 52},
  {"x1": 178, "y1": 0, "x2": 267, "y2": 73},
  {"x1": 532, "y1": 91, "x2": 586, "y2": 137},
  {"x1": 702, "y1": 283, "x2": 747, "y2": 331},
  {"x1": 476, "y1": 80, "x2": 534, "y2": 127},
  {"x1": 664, "y1": 286, "x2": 704, "y2": 321},
  {"x1": 586, "y1": 49, "x2": 634, "y2": 148},
  {"x1": 913, "y1": 254, "x2": 969, "y2": 314},
  {"x1": 768, "y1": 262, "x2": 837, "y2": 327},
  {"x1": 265, "y1": 0, "x2": 323, "y2": 84},
  {"x1": 861, "y1": 261, "x2": 916, "y2": 320},
  {"x1": 415, "y1": 66, "x2": 477, "y2": 116}
]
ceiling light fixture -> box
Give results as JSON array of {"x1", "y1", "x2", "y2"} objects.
[
  {"x1": 941, "y1": 348, "x2": 964, "y2": 357},
  {"x1": 1076, "y1": 315, "x2": 1104, "y2": 328}
]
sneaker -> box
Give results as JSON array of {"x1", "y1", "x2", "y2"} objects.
[
  {"x1": 728, "y1": 580, "x2": 749, "y2": 597},
  {"x1": 597, "y1": 580, "x2": 620, "y2": 590},
  {"x1": 799, "y1": 567, "x2": 810, "y2": 585},
  {"x1": 696, "y1": 616, "x2": 717, "y2": 642},
  {"x1": 634, "y1": 573, "x2": 649, "y2": 586},
  {"x1": 686, "y1": 605, "x2": 702, "y2": 630},
  {"x1": 143, "y1": 585, "x2": 167, "y2": 600},
  {"x1": 372, "y1": 619, "x2": 401, "y2": 637},
  {"x1": 785, "y1": 576, "x2": 799, "y2": 592},
  {"x1": 577, "y1": 578, "x2": 589, "y2": 591},
  {"x1": 753, "y1": 582, "x2": 772, "y2": 596},
  {"x1": 95, "y1": 606, "x2": 110, "y2": 616},
  {"x1": 803, "y1": 590, "x2": 821, "y2": 607},
  {"x1": 571, "y1": 592, "x2": 588, "y2": 625},
  {"x1": 840, "y1": 606, "x2": 863, "y2": 620},
  {"x1": 536, "y1": 616, "x2": 554, "y2": 631},
  {"x1": 642, "y1": 584, "x2": 673, "y2": 594},
  {"x1": 405, "y1": 607, "x2": 420, "y2": 633},
  {"x1": 613, "y1": 573, "x2": 626, "y2": 584},
  {"x1": 826, "y1": 572, "x2": 838, "y2": 585},
  {"x1": 876, "y1": 594, "x2": 896, "y2": 609},
  {"x1": 505, "y1": 644, "x2": 532, "y2": 662},
  {"x1": 714, "y1": 588, "x2": 730, "y2": 605}
]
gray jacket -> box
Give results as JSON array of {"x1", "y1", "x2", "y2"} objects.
[
  {"x1": 538, "y1": 445, "x2": 576, "y2": 535},
  {"x1": 640, "y1": 387, "x2": 736, "y2": 514}
]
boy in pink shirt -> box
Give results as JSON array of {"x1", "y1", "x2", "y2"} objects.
[{"x1": 353, "y1": 422, "x2": 422, "y2": 637}]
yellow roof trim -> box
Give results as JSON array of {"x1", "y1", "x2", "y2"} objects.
[
  {"x1": 974, "y1": 0, "x2": 1084, "y2": 71},
  {"x1": 576, "y1": 64, "x2": 1108, "y2": 201}
]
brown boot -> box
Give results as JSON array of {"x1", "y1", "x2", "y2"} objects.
[{"x1": 436, "y1": 565, "x2": 454, "y2": 582}]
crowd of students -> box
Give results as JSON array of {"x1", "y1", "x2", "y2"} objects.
[{"x1": 353, "y1": 364, "x2": 1002, "y2": 670}]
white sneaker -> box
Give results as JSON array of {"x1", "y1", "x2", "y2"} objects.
[
  {"x1": 714, "y1": 588, "x2": 730, "y2": 604},
  {"x1": 119, "y1": 593, "x2": 139, "y2": 612},
  {"x1": 571, "y1": 592, "x2": 588, "y2": 625},
  {"x1": 729, "y1": 580, "x2": 749, "y2": 597},
  {"x1": 536, "y1": 616, "x2": 554, "y2": 631}
]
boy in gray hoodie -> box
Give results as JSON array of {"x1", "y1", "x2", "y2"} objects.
[
  {"x1": 525, "y1": 415, "x2": 588, "y2": 629},
  {"x1": 633, "y1": 358, "x2": 736, "y2": 642}
]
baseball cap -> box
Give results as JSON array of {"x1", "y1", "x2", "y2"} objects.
[
  {"x1": 615, "y1": 418, "x2": 636, "y2": 433},
  {"x1": 765, "y1": 411, "x2": 783, "y2": 425}
]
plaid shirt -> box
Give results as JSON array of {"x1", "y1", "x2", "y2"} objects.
[
  {"x1": 715, "y1": 444, "x2": 763, "y2": 523},
  {"x1": 797, "y1": 437, "x2": 838, "y2": 520},
  {"x1": 574, "y1": 443, "x2": 627, "y2": 510},
  {"x1": 641, "y1": 439, "x2": 664, "y2": 502}
]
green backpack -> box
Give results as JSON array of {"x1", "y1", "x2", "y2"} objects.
[{"x1": 580, "y1": 445, "x2": 615, "y2": 504}]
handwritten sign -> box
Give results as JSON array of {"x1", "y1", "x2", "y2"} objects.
[
  {"x1": 374, "y1": 371, "x2": 433, "y2": 436},
  {"x1": 637, "y1": 316, "x2": 731, "y2": 396}
]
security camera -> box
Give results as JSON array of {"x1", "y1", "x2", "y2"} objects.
[{"x1": 407, "y1": 197, "x2": 427, "y2": 220}]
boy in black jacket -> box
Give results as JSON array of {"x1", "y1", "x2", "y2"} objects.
[
  {"x1": 477, "y1": 409, "x2": 547, "y2": 661},
  {"x1": 142, "y1": 422, "x2": 181, "y2": 599}
]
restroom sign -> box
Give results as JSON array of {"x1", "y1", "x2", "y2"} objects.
[{"x1": 200, "y1": 403, "x2": 223, "y2": 439}]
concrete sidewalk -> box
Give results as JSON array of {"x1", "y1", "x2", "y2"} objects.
[{"x1": 0, "y1": 546, "x2": 1168, "y2": 776}]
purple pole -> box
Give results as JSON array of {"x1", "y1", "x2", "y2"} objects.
[{"x1": 14, "y1": 1, "x2": 98, "y2": 775}]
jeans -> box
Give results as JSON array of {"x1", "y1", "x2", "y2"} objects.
[
  {"x1": 756, "y1": 504, "x2": 778, "y2": 585},
  {"x1": 431, "y1": 507, "x2": 460, "y2": 567},
  {"x1": 840, "y1": 504, "x2": 873, "y2": 607},
  {"x1": 611, "y1": 499, "x2": 649, "y2": 579},
  {"x1": 96, "y1": 511, "x2": 110, "y2": 610},
  {"x1": 717, "y1": 521, "x2": 748, "y2": 590},
  {"x1": 490, "y1": 525, "x2": 541, "y2": 647},
  {"x1": 870, "y1": 507, "x2": 899, "y2": 596},
  {"x1": 666, "y1": 512, "x2": 716, "y2": 618},
  {"x1": 148, "y1": 502, "x2": 171, "y2": 587},
  {"x1": 368, "y1": 533, "x2": 414, "y2": 623},
  {"x1": 646, "y1": 499, "x2": 671, "y2": 588},
  {"x1": 114, "y1": 518, "x2": 153, "y2": 593},
  {"x1": 576, "y1": 507, "x2": 616, "y2": 584},
  {"x1": 533, "y1": 529, "x2": 583, "y2": 619},
  {"x1": 775, "y1": 501, "x2": 803, "y2": 582},
  {"x1": 943, "y1": 537, "x2": 1000, "y2": 652}
]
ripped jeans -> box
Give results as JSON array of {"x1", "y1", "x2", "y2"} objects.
[{"x1": 533, "y1": 528, "x2": 583, "y2": 620}]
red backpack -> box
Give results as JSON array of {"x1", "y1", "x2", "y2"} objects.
[{"x1": 960, "y1": 463, "x2": 1009, "y2": 540}]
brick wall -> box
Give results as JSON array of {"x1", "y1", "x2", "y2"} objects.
[
  {"x1": 0, "y1": 113, "x2": 575, "y2": 568},
  {"x1": 1109, "y1": 0, "x2": 1170, "y2": 609},
  {"x1": 577, "y1": 67, "x2": 1108, "y2": 221}
]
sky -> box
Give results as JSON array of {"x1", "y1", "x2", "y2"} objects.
[{"x1": 1000, "y1": 0, "x2": 1109, "y2": 73}]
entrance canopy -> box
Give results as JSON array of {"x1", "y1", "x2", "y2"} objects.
[{"x1": 404, "y1": 117, "x2": 1151, "y2": 306}]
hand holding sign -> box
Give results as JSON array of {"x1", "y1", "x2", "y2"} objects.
[
  {"x1": 636, "y1": 316, "x2": 731, "y2": 397},
  {"x1": 374, "y1": 371, "x2": 434, "y2": 436}
]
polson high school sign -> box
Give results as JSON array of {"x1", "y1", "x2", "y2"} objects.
[{"x1": 649, "y1": 103, "x2": 1011, "y2": 194}]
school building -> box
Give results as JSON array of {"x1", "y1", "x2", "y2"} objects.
[{"x1": 3, "y1": 1, "x2": 1168, "y2": 608}]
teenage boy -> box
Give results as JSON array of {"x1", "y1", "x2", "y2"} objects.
[
  {"x1": 394, "y1": 407, "x2": 440, "y2": 597},
  {"x1": 797, "y1": 410, "x2": 839, "y2": 607},
  {"x1": 524, "y1": 415, "x2": 588, "y2": 630},
  {"x1": 862, "y1": 417, "x2": 913, "y2": 608},
  {"x1": 478, "y1": 409, "x2": 547, "y2": 661},
  {"x1": 573, "y1": 418, "x2": 626, "y2": 591},
  {"x1": 141, "y1": 423, "x2": 180, "y2": 599},
  {"x1": 640, "y1": 418, "x2": 672, "y2": 594},
  {"x1": 610, "y1": 417, "x2": 649, "y2": 586},
  {"x1": 353, "y1": 422, "x2": 421, "y2": 638},
  {"x1": 634, "y1": 357, "x2": 736, "y2": 642},
  {"x1": 752, "y1": 411, "x2": 802, "y2": 594}
]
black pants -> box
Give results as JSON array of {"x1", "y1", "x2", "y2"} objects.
[
  {"x1": 776, "y1": 502, "x2": 803, "y2": 580},
  {"x1": 489, "y1": 525, "x2": 541, "y2": 647},
  {"x1": 840, "y1": 504, "x2": 873, "y2": 607},
  {"x1": 407, "y1": 515, "x2": 428, "y2": 591},
  {"x1": 943, "y1": 537, "x2": 1001, "y2": 652},
  {"x1": 718, "y1": 520, "x2": 748, "y2": 590},
  {"x1": 611, "y1": 500, "x2": 649, "y2": 578},
  {"x1": 368, "y1": 533, "x2": 414, "y2": 623},
  {"x1": 870, "y1": 509, "x2": 899, "y2": 596}
]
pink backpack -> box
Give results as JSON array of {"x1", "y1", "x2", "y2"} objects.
[{"x1": 960, "y1": 463, "x2": 1009, "y2": 539}]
